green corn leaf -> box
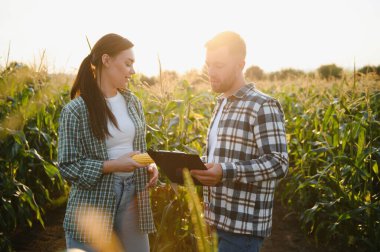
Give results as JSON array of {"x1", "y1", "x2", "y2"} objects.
[
  {"x1": 356, "y1": 127, "x2": 366, "y2": 159},
  {"x1": 372, "y1": 162, "x2": 379, "y2": 175}
]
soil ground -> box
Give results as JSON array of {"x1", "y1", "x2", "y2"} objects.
[{"x1": 11, "y1": 200, "x2": 334, "y2": 252}]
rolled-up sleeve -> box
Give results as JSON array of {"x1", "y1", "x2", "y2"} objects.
[{"x1": 58, "y1": 106, "x2": 104, "y2": 189}]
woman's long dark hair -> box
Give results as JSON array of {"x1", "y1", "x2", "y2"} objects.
[{"x1": 70, "y1": 33, "x2": 134, "y2": 140}]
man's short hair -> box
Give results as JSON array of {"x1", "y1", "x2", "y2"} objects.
[{"x1": 205, "y1": 31, "x2": 246, "y2": 59}]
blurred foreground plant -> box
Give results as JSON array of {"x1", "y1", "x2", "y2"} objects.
[{"x1": 183, "y1": 168, "x2": 217, "y2": 252}]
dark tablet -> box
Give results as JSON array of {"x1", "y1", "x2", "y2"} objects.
[{"x1": 147, "y1": 149, "x2": 207, "y2": 185}]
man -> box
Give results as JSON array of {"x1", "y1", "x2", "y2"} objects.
[{"x1": 191, "y1": 31, "x2": 288, "y2": 252}]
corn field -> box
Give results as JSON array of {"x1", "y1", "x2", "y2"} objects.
[{"x1": 0, "y1": 63, "x2": 379, "y2": 251}]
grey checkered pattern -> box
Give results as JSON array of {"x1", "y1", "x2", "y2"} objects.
[
  {"x1": 58, "y1": 89, "x2": 155, "y2": 243},
  {"x1": 204, "y1": 83, "x2": 288, "y2": 237}
]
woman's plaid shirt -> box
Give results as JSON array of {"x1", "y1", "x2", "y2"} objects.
[
  {"x1": 58, "y1": 90, "x2": 155, "y2": 243},
  {"x1": 204, "y1": 83, "x2": 288, "y2": 237}
]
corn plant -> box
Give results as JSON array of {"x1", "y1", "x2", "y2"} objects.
[
  {"x1": 149, "y1": 183, "x2": 195, "y2": 252},
  {"x1": 183, "y1": 168, "x2": 217, "y2": 252},
  {"x1": 0, "y1": 65, "x2": 70, "y2": 251},
  {"x1": 131, "y1": 74, "x2": 214, "y2": 155},
  {"x1": 2, "y1": 61, "x2": 379, "y2": 252},
  {"x1": 131, "y1": 72, "x2": 214, "y2": 251},
  {"x1": 275, "y1": 76, "x2": 380, "y2": 251}
]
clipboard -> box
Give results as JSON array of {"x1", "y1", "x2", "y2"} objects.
[{"x1": 147, "y1": 149, "x2": 207, "y2": 185}]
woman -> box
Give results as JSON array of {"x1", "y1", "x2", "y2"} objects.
[{"x1": 58, "y1": 33, "x2": 157, "y2": 251}]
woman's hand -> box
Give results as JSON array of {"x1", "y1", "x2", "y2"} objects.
[
  {"x1": 103, "y1": 151, "x2": 146, "y2": 174},
  {"x1": 117, "y1": 151, "x2": 147, "y2": 172},
  {"x1": 146, "y1": 163, "x2": 158, "y2": 188}
]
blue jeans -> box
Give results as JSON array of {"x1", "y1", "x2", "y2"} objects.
[
  {"x1": 217, "y1": 228, "x2": 264, "y2": 252},
  {"x1": 66, "y1": 235, "x2": 96, "y2": 252},
  {"x1": 113, "y1": 175, "x2": 149, "y2": 252},
  {"x1": 65, "y1": 175, "x2": 149, "y2": 252}
]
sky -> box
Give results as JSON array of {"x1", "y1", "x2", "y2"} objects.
[{"x1": 0, "y1": 0, "x2": 379, "y2": 76}]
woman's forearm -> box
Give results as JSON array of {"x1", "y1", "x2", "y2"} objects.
[{"x1": 103, "y1": 159, "x2": 123, "y2": 174}]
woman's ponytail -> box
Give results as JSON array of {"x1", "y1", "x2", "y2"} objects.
[{"x1": 70, "y1": 54, "x2": 94, "y2": 99}]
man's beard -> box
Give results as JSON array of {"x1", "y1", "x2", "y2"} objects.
[{"x1": 210, "y1": 75, "x2": 236, "y2": 94}]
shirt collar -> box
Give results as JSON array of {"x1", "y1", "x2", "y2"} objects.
[
  {"x1": 216, "y1": 83, "x2": 255, "y2": 102},
  {"x1": 118, "y1": 88, "x2": 132, "y2": 99}
]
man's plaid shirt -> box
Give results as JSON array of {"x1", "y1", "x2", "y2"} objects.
[
  {"x1": 204, "y1": 83, "x2": 288, "y2": 237},
  {"x1": 58, "y1": 89, "x2": 156, "y2": 243}
]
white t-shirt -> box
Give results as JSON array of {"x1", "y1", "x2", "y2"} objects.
[
  {"x1": 105, "y1": 91, "x2": 135, "y2": 177},
  {"x1": 207, "y1": 98, "x2": 227, "y2": 163}
]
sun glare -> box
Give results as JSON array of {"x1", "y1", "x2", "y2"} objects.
[{"x1": 0, "y1": 0, "x2": 379, "y2": 76}]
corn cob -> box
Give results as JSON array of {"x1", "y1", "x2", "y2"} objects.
[{"x1": 132, "y1": 153, "x2": 154, "y2": 165}]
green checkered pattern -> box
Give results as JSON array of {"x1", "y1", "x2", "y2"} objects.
[{"x1": 58, "y1": 89, "x2": 156, "y2": 243}]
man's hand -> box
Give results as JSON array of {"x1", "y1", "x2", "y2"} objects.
[
  {"x1": 146, "y1": 163, "x2": 158, "y2": 189},
  {"x1": 190, "y1": 163, "x2": 222, "y2": 186}
]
